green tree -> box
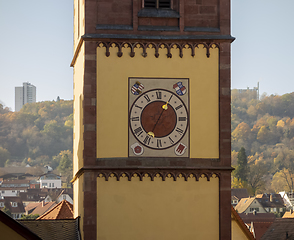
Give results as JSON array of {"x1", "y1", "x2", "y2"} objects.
[
  {"x1": 234, "y1": 147, "x2": 248, "y2": 182},
  {"x1": 0, "y1": 146, "x2": 10, "y2": 167},
  {"x1": 20, "y1": 214, "x2": 39, "y2": 219},
  {"x1": 1, "y1": 206, "x2": 12, "y2": 217},
  {"x1": 58, "y1": 153, "x2": 71, "y2": 173}
]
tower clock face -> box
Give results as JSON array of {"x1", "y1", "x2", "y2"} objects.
[
  {"x1": 129, "y1": 89, "x2": 188, "y2": 150},
  {"x1": 129, "y1": 78, "x2": 190, "y2": 157}
]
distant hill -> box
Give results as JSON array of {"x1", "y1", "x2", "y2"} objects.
[
  {"x1": 0, "y1": 100, "x2": 73, "y2": 184},
  {"x1": 231, "y1": 90, "x2": 294, "y2": 194}
]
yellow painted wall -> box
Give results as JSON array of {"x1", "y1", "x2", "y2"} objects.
[
  {"x1": 73, "y1": 0, "x2": 85, "y2": 49},
  {"x1": 231, "y1": 218, "x2": 251, "y2": 240},
  {"x1": 97, "y1": 175, "x2": 219, "y2": 240},
  {"x1": 73, "y1": 175, "x2": 84, "y2": 240},
  {"x1": 0, "y1": 221, "x2": 26, "y2": 240},
  {"x1": 73, "y1": 43, "x2": 85, "y2": 175},
  {"x1": 96, "y1": 44, "x2": 219, "y2": 159}
]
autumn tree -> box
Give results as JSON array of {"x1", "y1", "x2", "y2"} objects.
[
  {"x1": 247, "y1": 162, "x2": 267, "y2": 195},
  {"x1": 234, "y1": 147, "x2": 248, "y2": 182},
  {"x1": 0, "y1": 146, "x2": 10, "y2": 167}
]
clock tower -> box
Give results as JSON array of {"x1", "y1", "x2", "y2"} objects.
[{"x1": 71, "y1": 0, "x2": 234, "y2": 239}]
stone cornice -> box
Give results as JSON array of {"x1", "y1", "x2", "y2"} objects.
[{"x1": 70, "y1": 34, "x2": 235, "y2": 67}]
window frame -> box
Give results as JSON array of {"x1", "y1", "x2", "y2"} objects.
[{"x1": 143, "y1": 0, "x2": 172, "y2": 9}]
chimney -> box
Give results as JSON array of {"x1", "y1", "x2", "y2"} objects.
[
  {"x1": 42, "y1": 201, "x2": 44, "y2": 207},
  {"x1": 270, "y1": 194, "x2": 273, "y2": 202}
]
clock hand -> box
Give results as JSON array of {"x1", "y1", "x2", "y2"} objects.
[{"x1": 148, "y1": 100, "x2": 170, "y2": 137}]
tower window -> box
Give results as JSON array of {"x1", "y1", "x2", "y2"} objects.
[{"x1": 144, "y1": 0, "x2": 171, "y2": 9}]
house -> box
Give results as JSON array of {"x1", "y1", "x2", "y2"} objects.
[
  {"x1": 260, "y1": 218, "x2": 294, "y2": 240},
  {"x1": 44, "y1": 188, "x2": 73, "y2": 204},
  {"x1": 239, "y1": 212, "x2": 275, "y2": 240},
  {"x1": 0, "y1": 187, "x2": 28, "y2": 197},
  {"x1": 231, "y1": 206, "x2": 255, "y2": 240},
  {"x1": 279, "y1": 191, "x2": 294, "y2": 210},
  {"x1": 39, "y1": 173, "x2": 61, "y2": 189},
  {"x1": 37, "y1": 200, "x2": 73, "y2": 220},
  {"x1": 235, "y1": 197, "x2": 267, "y2": 214},
  {"x1": 232, "y1": 188, "x2": 250, "y2": 207},
  {"x1": 232, "y1": 195, "x2": 240, "y2": 207},
  {"x1": 0, "y1": 196, "x2": 26, "y2": 219},
  {"x1": 25, "y1": 201, "x2": 56, "y2": 216},
  {"x1": 255, "y1": 193, "x2": 286, "y2": 216},
  {"x1": 282, "y1": 209, "x2": 294, "y2": 218},
  {"x1": 0, "y1": 208, "x2": 42, "y2": 240},
  {"x1": 236, "y1": 194, "x2": 286, "y2": 216},
  {"x1": 20, "y1": 188, "x2": 49, "y2": 206}
]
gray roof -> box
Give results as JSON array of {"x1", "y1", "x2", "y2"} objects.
[
  {"x1": 260, "y1": 218, "x2": 294, "y2": 240},
  {"x1": 19, "y1": 218, "x2": 81, "y2": 240}
]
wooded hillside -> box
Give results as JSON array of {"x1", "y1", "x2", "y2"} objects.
[
  {"x1": 231, "y1": 90, "x2": 294, "y2": 194},
  {"x1": 0, "y1": 100, "x2": 73, "y2": 182}
]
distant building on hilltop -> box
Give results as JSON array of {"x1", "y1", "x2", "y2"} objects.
[
  {"x1": 15, "y1": 82, "x2": 36, "y2": 111},
  {"x1": 232, "y1": 82, "x2": 260, "y2": 101}
]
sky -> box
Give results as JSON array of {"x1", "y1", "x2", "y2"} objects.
[{"x1": 1, "y1": 0, "x2": 294, "y2": 111}]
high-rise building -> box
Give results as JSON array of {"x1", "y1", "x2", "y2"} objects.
[{"x1": 15, "y1": 82, "x2": 36, "y2": 111}]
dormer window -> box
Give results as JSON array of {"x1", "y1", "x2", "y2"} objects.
[
  {"x1": 11, "y1": 202, "x2": 17, "y2": 207},
  {"x1": 144, "y1": 0, "x2": 171, "y2": 9}
]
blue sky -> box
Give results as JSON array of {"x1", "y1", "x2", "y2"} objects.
[{"x1": 0, "y1": 0, "x2": 294, "y2": 111}]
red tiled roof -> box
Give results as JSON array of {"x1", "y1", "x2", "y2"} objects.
[
  {"x1": 30, "y1": 201, "x2": 56, "y2": 216},
  {"x1": 37, "y1": 200, "x2": 73, "y2": 220},
  {"x1": 251, "y1": 222, "x2": 273, "y2": 240}
]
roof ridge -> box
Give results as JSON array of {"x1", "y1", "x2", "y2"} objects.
[
  {"x1": 55, "y1": 200, "x2": 66, "y2": 218},
  {"x1": 64, "y1": 200, "x2": 74, "y2": 216},
  {"x1": 36, "y1": 201, "x2": 62, "y2": 220},
  {"x1": 37, "y1": 200, "x2": 73, "y2": 220}
]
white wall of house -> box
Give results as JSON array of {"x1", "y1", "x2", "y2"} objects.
[
  {"x1": 0, "y1": 189, "x2": 26, "y2": 197},
  {"x1": 40, "y1": 179, "x2": 61, "y2": 188},
  {"x1": 57, "y1": 194, "x2": 73, "y2": 204}
]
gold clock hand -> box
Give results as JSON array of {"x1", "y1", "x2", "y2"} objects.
[
  {"x1": 147, "y1": 132, "x2": 155, "y2": 138},
  {"x1": 162, "y1": 101, "x2": 168, "y2": 110},
  {"x1": 151, "y1": 100, "x2": 169, "y2": 135}
]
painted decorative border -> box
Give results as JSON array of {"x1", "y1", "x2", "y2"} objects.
[
  {"x1": 72, "y1": 167, "x2": 231, "y2": 183},
  {"x1": 97, "y1": 170, "x2": 219, "y2": 181},
  {"x1": 97, "y1": 41, "x2": 220, "y2": 58}
]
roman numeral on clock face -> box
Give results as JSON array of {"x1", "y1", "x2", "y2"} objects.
[
  {"x1": 143, "y1": 135, "x2": 151, "y2": 145},
  {"x1": 157, "y1": 139, "x2": 162, "y2": 148},
  {"x1": 144, "y1": 94, "x2": 151, "y2": 102},
  {"x1": 130, "y1": 116, "x2": 139, "y2": 121},
  {"x1": 178, "y1": 117, "x2": 186, "y2": 121},
  {"x1": 134, "y1": 127, "x2": 143, "y2": 136},
  {"x1": 156, "y1": 91, "x2": 162, "y2": 99},
  {"x1": 175, "y1": 104, "x2": 183, "y2": 110},
  {"x1": 175, "y1": 127, "x2": 184, "y2": 135},
  {"x1": 134, "y1": 104, "x2": 142, "y2": 109},
  {"x1": 169, "y1": 137, "x2": 174, "y2": 144}
]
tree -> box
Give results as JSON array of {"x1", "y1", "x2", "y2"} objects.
[
  {"x1": 247, "y1": 162, "x2": 267, "y2": 195},
  {"x1": 58, "y1": 153, "x2": 71, "y2": 174},
  {"x1": 20, "y1": 214, "x2": 39, "y2": 219},
  {"x1": 234, "y1": 147, "x2": 248, "y2": 182},
  {"x1": 1, "y1": 206, "x2": 12, "y2": 217},
  {"x1": 0, "y1": 146, "x2": 10, "y2": 167},
  {"x1": 232, "y1": 122, "x2": 251, "y2": 142}
]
